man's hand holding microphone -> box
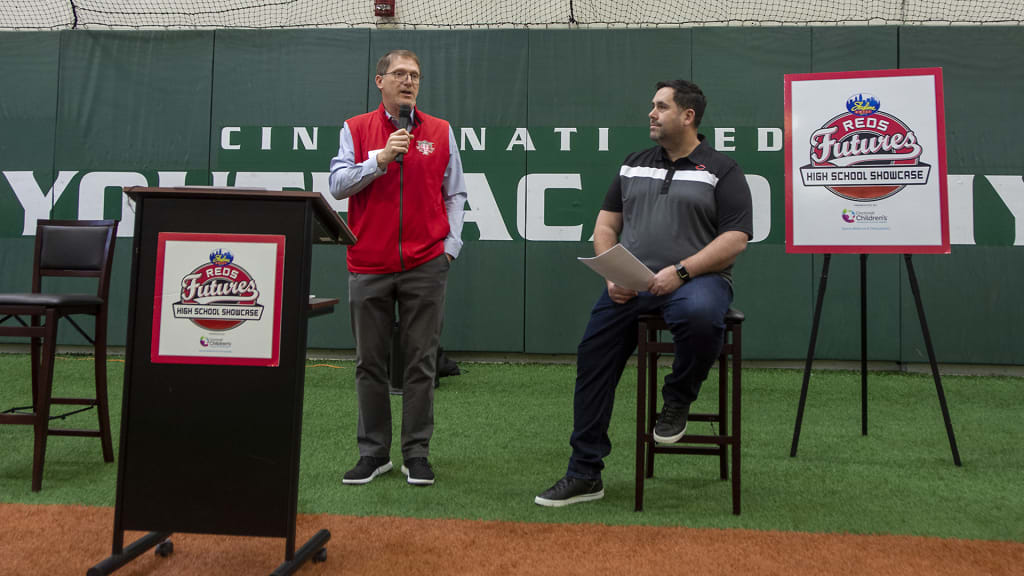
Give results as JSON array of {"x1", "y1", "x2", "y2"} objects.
[{"x1": 376, "y1": 104, "x2": 413, "y2": 167}]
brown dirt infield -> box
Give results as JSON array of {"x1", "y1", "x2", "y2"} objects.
[{"x1": 2, "y1": 503, "x2": 1022, "y2": 575}]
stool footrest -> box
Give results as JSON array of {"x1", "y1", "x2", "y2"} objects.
[
  {"x1": 651, "y1": 445, "x2": 724, "y2": 456},
  {"x1": 0, "y1": 413, "x2": 36, "y2": 425},
  {"x1": 48, "y1": 429, "x2": 102, "y2": 438},
  {"x1": 645, "y1": 344, "x2": 674, "y2": 353},
  {"x1": 653, "y1": 412, "x2": 720, "y2": 423},
  {"x1": 644, "y1": 434, "x2": 735, "y2": 446},
  {"x1": 50, "y1": 397, "x2": 99, "y2": 406}
]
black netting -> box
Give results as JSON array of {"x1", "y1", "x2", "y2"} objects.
[
  {"x1": 2, "y1": 1, "x2": 1022, "y2": 30},
  {"x1": 0, "y1": 0, "x2": 74, "y2": 30},
  {"x1": 572, "y1": 1, "x2": 1024, "y2": 26}
]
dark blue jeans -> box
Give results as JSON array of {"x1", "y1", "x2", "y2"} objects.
[{"x1": 567, "y1": 274, "x2": 733, "y2": 480}]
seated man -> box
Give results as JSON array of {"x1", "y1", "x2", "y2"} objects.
[{"x1": 536, "y1": 79, "x2": 753, "y2": 507}]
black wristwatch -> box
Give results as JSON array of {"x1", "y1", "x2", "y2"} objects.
[{"x1": 675, "y1": 263, "x2": 690, "y2": 283}]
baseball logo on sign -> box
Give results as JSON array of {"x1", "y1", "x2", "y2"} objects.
[
  {"x1": 172, "y1": 249, "x2": 263, "y2": 331},
  {"x1": 801, "y1": 93, "x2": 930, "y2": 202},
  {"x1": 785, "y1": 68, "x2": 949, "y2": 254}
]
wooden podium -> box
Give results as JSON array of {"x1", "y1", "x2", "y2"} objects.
[{"x1": 89, "y1": 187, "x2": 355, "y2": 576}]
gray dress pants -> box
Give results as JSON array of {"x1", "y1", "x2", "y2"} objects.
[{"x1": 348, "y1": 253, "x2": 448, "y2": 460}]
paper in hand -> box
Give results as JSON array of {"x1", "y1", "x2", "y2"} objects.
[{"x1": 577, "y1": 243, "x2": 654, "y2": 292}]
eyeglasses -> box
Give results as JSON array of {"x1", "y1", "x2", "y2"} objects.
[{"x1": 382, "y1": 71, "x2": 421, "y2": 83}]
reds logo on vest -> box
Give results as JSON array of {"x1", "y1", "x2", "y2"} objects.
[
  {"x1": 799, "y1": 93, "x2": 931, "y2": 202},
  {"x1": 173, "y1": 249, "x2": 264, "y2": 331}
]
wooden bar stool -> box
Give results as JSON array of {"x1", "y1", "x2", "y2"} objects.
[
  {"x1": 0, "y1": 219, "x2": 118, "y2": 491},
  {"x1": 635, "y1": 308, "x2": 744, "y2": 514}
]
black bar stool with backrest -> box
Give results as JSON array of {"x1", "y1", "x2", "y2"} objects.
[
  {"x1": 0, "y1": 219, "x2": 118, "y2": 491},
  {"x1": 635, "y1": 307, "x2": 743, "y2": 514}
]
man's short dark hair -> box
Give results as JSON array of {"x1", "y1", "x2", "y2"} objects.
[
  {"x1": 656, "y1": 80, "x2": 706, "y2": 127},
  {"x1": 376, "y1": 49, "x2": 421, "y2": 76}
]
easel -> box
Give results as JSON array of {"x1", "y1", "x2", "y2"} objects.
[{"x1": 789, "y1": 253, "x2": 962, "y2": 466}]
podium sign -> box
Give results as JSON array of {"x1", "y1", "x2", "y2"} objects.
[
  {"x1": 785, "y1": 67, "x2": 950, "y2": 254},
  {"x1": 152, "y1": 232, "x2": 285, "y2": 366}
]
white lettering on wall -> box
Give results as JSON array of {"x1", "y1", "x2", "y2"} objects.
[
  {"x1": 947, "y1": 174, "x2": 975, "y2": 245},
  {"x1": 221, "y1": 127, "x2": 241, "y2": 150},
  {"x1": 987, "y1": 175, "x2": 1024, "y2": 246},
  {"x1": 553, "y1": 127, "x2": 577, "y2": 151},
  {"x1": 5, "y1": 171, "x2": 78, "y2": 235},
  {"x1": 746, "y1": 174, "x2": 771, "y2": 243},
  {"x1": 460, "y1": 127, "x2": 486, "y2": 151},
  {"x1": 212, "y1": 172, "x2": 231, "y2": 187},
  {"x1": 78, "y1": 171, "x2": 147, "y2": 236},
  {"x1": 158, "y1": 172, "x2": 188, "y2": 188},
  {"x1": 261, "y1": 127, "x2": 272, "y2": 151},
  {"x1": 506, "y1": 128, "x2": 536, "y2": 151},
  {"x1": 293, "y1": 127, "x2": 318, "y2": 151},
  {"x1": 715, "y1": 127, "x2": 735, "y2": 151},
  {"x1": 757, "y1": 127, "x2": 782, "y2": 152},
  {"x1": 464, "y1": 173, "x2": 513, "y2": 241},
  {"x1": 234, "y1": 172, "x2": 305, "y2": 191},
  {"x1": 516, "y1": 173, "x2": 583, "y2": 241},
  {"x1": 4, "y1": 168, "x2": 1023, "y2": 248}
]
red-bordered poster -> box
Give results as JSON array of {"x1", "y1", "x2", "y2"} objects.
[
  {"x1": 151, "y1": 232, "x2": 285, "y2": 366},
  {"x1": 785, "y1": 68, "x2": 949, "y2": 254}
]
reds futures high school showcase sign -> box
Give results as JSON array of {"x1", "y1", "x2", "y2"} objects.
[
  {"x1": 152, "y1": 232, "x2": 285, "y2": 366},
  {"x1": 784, "y1": 68, "x2": 950, "y2": 254}
]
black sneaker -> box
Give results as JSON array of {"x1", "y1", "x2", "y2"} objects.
[
  {"x1": 534, "y1": 476, "x2": 604, "y2": 507},
  {"x1": 401, "y1": 457, "x2": 435, "y2": 486},
  {"x1": 342, "y1": 456, "x2": 393, "y2": 485},
  {"x1": 653, "y1": 402, "x2": 690, "y2": 443}
]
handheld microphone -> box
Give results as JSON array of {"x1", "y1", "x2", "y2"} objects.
[{"x1": 395, "y1": 104, "x2": 412, "y2": 163}]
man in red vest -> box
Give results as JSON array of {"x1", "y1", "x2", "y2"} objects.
[{"x1": 329, "y1": 49, "x2": 466, "y2": 487}]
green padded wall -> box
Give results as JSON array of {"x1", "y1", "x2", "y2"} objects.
[{"x1": 0, "y1": 27, "x2": 1021, "y2": 365}]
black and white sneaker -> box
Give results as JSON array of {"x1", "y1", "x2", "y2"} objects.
[
  {"x1": 534, "y1": 476, "x2": 604, "y2": 507},
  {"x1": 401, "y1": 457, "x2": 435, "y2": 486},
  {"x1": 653, "y1": 402, "x2": 690, "y2": 444},
  {"x1": 342, "y1": 456, "x2": 393, "y2": 485}
]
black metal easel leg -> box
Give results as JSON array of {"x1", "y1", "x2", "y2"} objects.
[
  {"x1": 861, "y1": 254, "x2": 868, "y2": 436},
  {"x1": 903, "y1": 255, "x2": 962, "y2": 466},
  {"x1": 791, "y1": 254, "x2": 831, "y2": 457},
  {"x1": 87, "y1": 531, "x2": 173, "y2": 576}
]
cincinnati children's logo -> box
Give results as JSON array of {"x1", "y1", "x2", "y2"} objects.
[
  {"x1": 416, "y1": 140, "x2": 435, "y2": 156},
  {"x1": 171, "y1": 249, "x2": 263, "y2": 331},
  {"x1": 800, "y1": 93, "x2": 931, "y2": 201}
]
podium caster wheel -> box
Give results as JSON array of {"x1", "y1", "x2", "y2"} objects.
[
  {"x1": 155, "y1": 540, "x2": 174, "y2": 558},
  {"x1": 313, "y1": 548, "x2": 327, "y2": 563}
]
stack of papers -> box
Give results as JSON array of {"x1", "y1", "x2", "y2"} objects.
[{"x1": 577, "y1": 244, "x2": 654, "y2": 291}]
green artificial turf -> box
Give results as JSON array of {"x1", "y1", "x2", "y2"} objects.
[{"x1": 0, "y1": 354, "x2": 1021, "y2": 541}]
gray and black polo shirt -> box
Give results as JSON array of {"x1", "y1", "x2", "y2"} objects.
[{"x1": 602, "y1": 135, "x2": 753, "y2": 285}]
